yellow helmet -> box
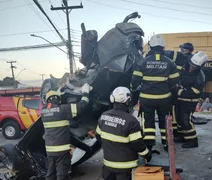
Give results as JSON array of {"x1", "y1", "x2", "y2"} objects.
[{"x1": 45, "y1": 90, "x2": 60, "y2": 102}]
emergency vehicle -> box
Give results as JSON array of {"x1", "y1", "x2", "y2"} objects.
[{"x1": 0, "y1": 96, "x2": 41, "y2": 139}]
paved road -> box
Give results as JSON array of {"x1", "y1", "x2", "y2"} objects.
[{"x1": 0, "y1": 119, "x2": 211, "y2": 180}]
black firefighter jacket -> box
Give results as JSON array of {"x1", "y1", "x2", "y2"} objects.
[
  {"x1": 164, "y1": 50, "x2": 188, "y2": 72},
  {"x1": 176, "y1": 63, "x2": 205, "y2": 104},
  {"x1": 41, "y1": 95, "x2": 89, "y2": 156},
  {"x1": 131, "y1": 50, "x2": 179, "y2": 100},
  {"x1": 96, "y1": 103, "x2": 149, "y2": 171}
]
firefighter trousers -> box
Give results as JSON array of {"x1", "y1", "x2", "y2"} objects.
[
  {"x1": 140, "y1": 97, "x2": 171, "y2": 146},
  {"x1": 46, "y1": 152, "x2": 71, "y2": 180},
  {"x1": 176, "y1": 101, "x2": 197, "y2": 141},
  {"x1": 171, "y1": 105, "x2": 178, "y2": 137},
  {"x1": 102, "y1": 166, "x2": 132, "y2": 180}
]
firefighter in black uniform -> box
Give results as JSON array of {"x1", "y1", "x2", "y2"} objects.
[
  {"x1": 131, "y1": 34, "x2": 179, "y2": 150},
  {"x1": 174, "y1": 51, "x2": 208, "y2": 148},
  {"x1": 96, "y1": 87, "x2": 151, "y2": 180},
  {"x1": 164, "y1": 50, "x2": 188, "y2": 136},
  {"x1": 41, "y1": 83, "x2": 92, "y2": 180}
]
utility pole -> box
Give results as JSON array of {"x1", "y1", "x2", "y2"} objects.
[
  {"x1": 6, "y1": 61, "x2": 16, "y2": 88},
  {"x1": 51, "y1": 0, "x2": 83, "y2": 74},
  {"x1": 40, "y1": 74, "x2": 46, "y2": 82}
]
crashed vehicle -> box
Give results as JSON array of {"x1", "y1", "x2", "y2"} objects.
[{"x1": 0, "y1": 12, "x2": 145, "y2": 180}]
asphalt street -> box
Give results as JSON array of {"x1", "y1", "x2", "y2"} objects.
[{"x1": 0, "y1": 119, "x2": 211, "y2": 180}]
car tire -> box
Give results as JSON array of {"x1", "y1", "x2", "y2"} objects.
[
  {"x1": 40, "y1": 79, "x2": 59, "y2": 105},
  {"x1": 2, "y1": 120, "x2": 21, "y2": 139}
]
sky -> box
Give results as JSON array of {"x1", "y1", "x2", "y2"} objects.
[{"x1": 0, "y1": 0, "x2": 212, "y2": 86}]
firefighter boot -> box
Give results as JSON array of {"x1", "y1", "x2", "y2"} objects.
[
  {"x1": 174, "y1": 136, "x2": 185, "y2": 143},
  {"x1": 181, "y1": 138, "x2": 198, "y2": 148}
]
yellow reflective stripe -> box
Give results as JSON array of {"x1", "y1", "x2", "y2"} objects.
[
  {"x1": 138, "y1": 148, "x2": 149, "y2": 156},
  {"x1": 43, "y1": 120, "x2": 69, "y2": 128},
  {"x1": 173, "y1": 127, "x2": 177, "y2": 130},
  {"x1": 191, "y1": 87, "x2": 200, "y2": 94},
  {"x1": 96, "y1": 125, "x2": 101, "y2": 135},
  {"x1": 143, "y1": 135, "x2": 156, "y2": 140},
  {"x1": 142, "y1": 112, "x2": 145, "y2": 133},
  {"x1": 156, "y1": 54, "x2": 160, "y2": 60},
  {"x1": 184, "y1": 135, "x2": 197, "y2": 140},
  {"x1": 81, "y1": 96, "x2": 89, "y2": 103},
  {"x1": 173, "y1": 51, "x2": 177, "y2": 62},
  {"x1": 104, "y1": 159, "x2": 138, "y2": 169},
  {"x1": 169, "y1": 72, "x2": 179, "y2": 79},
  {"x1": 97, "y1": 129, "x2": 129, "y2": 143},
  {"x1": 140, "y1": 92, "x2": 171, "y2": 99},
  {"x1": 184, "y1": 129, "x2": 195, "y2": 133},
  {"x1": 160, "y1": 129, "x2": 166, "y2": 133},
  {"x1": 177, "y1": 66, "x2": 182, "y2": 70},
  {"x1": 133, "y1": 71, "x2": 143, "y2": 77},
  {"x1": 161, "y1": 136, "x2": 166, "y2": 140},
  {"x1": 143, "y1": 76, "x2": 168, "y2": 81},
  {"x1": 129, "y1": 131, "x2": 142, "y2": 141},
  {"x1": 71, "y1": 104, "x2": 77, "y2": 118},
  {"x1": 144, "y1": 128, "x2": 155, "y2": 133},
  {"x1": 178, "y1": 89, "x2": 183, "y2": 96},
  {"x1": 172, "y1": 105, "x2": 177, "y2": 123},
  {"x1": 177, "y1": 98, "x2": 199, "y2": 102},
  {"x1": 46, "y1": 144, "x2": 71, "y2": 152}
]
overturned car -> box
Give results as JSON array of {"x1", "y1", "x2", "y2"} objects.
[{"x1": 0, "y1": 12, "x2": 144, "y2": 180}]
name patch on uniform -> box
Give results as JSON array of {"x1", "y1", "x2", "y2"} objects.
[
  {"x1": 146, "y1": 61, "x2": 167, "y2": 69},
  {"x1": 41, "y1": 107, "x2": 60, "y2": 117},
  {"x1": 101, "y1": 115, "x2": 126, "y2": 128}
]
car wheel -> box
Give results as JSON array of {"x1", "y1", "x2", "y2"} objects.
[{"x1": 2, "y1": 120, "x2": 21, "y2": 139}]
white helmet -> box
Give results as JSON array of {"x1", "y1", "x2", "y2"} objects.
[
  {"x1": 110, "y1": 87, "x2": 132, "y2": 103},
  {"x1": 190, "y1": 51, "x2": 208, "y2": 67},
  {"x1": 149, "y1": 34, "x2": 165, "y2": 48}
]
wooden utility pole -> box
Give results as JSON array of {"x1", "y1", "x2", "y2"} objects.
[
  {"x1": 6, "y1": 61, "x2": 16, "y2": 88},
  {"x1": 40, "y1": 74, "x2": 46, "y2": 82},
  {"x1": 51, "y1": 0, "x2": 83, "y2": 74}
]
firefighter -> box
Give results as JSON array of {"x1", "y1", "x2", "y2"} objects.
[
  {"x1": 179, "y1": 42, "x2": 194, "y2": 58},
  {"x1": 174, "y1": 51, "x2": 208, "y2": 148},
  {"x1": 96, "y1": 87, "x2": 151, "y2": 180},
  {"x1": 41, "y1": 83, "x2": 92, "y2": 180},
  {"x1": 164, "y1": 50, "x2": 188, "y2": 137},
  {"x1": 131, "y1": 34, "x2": 179, "y2": 150}
]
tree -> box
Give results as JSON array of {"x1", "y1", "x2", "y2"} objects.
[{"x1": 0, "y1": 77, "x2": 20, "y2": 86}]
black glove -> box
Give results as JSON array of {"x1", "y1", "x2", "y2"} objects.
[{"x1": 143, "y1": 150, "x2": 152, "y2": 163}]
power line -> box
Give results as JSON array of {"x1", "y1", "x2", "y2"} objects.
[
  {"x1": 0, "y1": 42, "x2": 65, "y2": 52},
  {"x1": 24, "y1": 0, "x2": 60, "y2": 40},
  {"x1": 121, "y1": 0, "x2": 212, "y2": 17},
  {"x1": 85, "y1": 0, "x2": 212, "y2": 25},
  {"x1": 145, "y1": 0, "x2": 212, "y2": 10},
  {"x1": 0, "y1": 0, "x2": 13, "y2": 3},
  {"x1": 0, "y1": 28, "x2": 81, "y2": 37},
  {"x1": 0, "y1": 0, "x2": 47, "y2": 12}
]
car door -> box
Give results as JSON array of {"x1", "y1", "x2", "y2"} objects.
[{"x1": 17, "y1": 98, "x2": 41, "y2": 128}]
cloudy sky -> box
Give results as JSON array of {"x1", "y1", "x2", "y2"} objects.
[{"x1": 0, "y1": 0, "x2": 212, "y2": 86}]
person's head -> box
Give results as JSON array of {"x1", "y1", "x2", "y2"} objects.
[
  {"x1": 188, "y1": 51, "x2": 208, "y2": 72},
  {"x1": 205, "y1": 98, "x2": 210, "y2": 103},
  {"x1": 45, "y1": 90, "x2": 61, "y2": 105},
  {"x1": 179, "y1": 43, "x2": 194, "y2": 55},
  {"x1": 148, "y1": 34, "x2": 165, "y2": 51},
  {"x1": 110, "y1": 87, "x2": 132, "y2": 106}
]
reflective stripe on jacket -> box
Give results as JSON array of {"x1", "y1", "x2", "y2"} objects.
[
  {"x1": 41, "y1": 95, "x2": 89, "y2": 156},
  {"x1": 131, "y1": 50, "x2": 179, "y2": 100},
  {"x1": 96, "y1": 103, "x2": 149, "y2": 170}
]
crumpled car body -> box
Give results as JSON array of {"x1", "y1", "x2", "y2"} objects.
[{"x1": 0, "y1": 12, "x2": 143, "y2": 180}]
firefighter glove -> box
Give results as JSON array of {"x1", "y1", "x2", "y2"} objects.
[
  {"x1": 81, "y1": 83, "x2": 93, "y2": 94},
  {"x1": 143, "y1": 150, "x2": 152, "y2": 163}
]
